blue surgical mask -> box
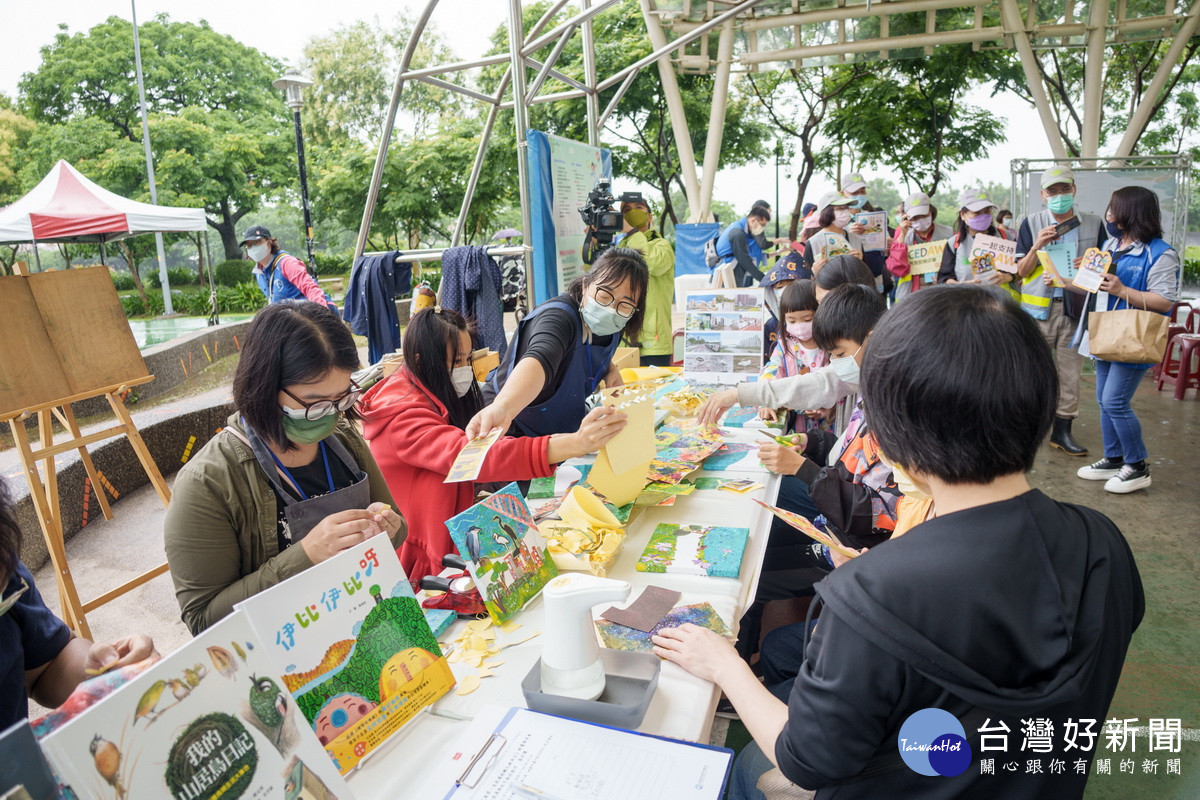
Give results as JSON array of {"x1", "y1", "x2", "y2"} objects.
[
  {"x1": 1047, "y1": 194, "x2": 1074, "y2": 214},
  {"x1": 581, "y1": 299, "x2": 629, "y2": 337},
  {"x1": 829, "y1": 347, "x2": 862, "y2": 384},
  {"x1": 850, "y1": 196, "x2": 868, "y2": 209}
]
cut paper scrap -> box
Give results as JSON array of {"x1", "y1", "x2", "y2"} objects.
[
  {"x1": 752, "y1": 498, "x2": 860, "y2": 560},
  {"x1": 600, "y1": 585, "x2": 682, "y2": 632},
  {"x1": 600, "y1": 384, "x2": 657, "y2": 476},
  {"x1": 445, "y1": 426, "x2": 505, "y2": 483},
  {"x1": 645, "y1": 458, "x2": 700, "y2": 485},
  {"x1": 719, "y1": 479, "x2": 763, "y2": 494},
  {"x1": 589, "y1": 447, "x2": 651, "y2": 506},
  {"x1": 596, "y1": 602, "x2": 734, "y2": 652},
  {"x1": 542, "y1": 486, "x2": 627, "y2": 576}
]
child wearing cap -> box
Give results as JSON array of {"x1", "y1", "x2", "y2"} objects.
[
  {"x1": 759, "y1": 256, "x2": 803, "y2": 358},
  {"x1": 886, "y1": 191, "x2": 953, "y2": 300}
]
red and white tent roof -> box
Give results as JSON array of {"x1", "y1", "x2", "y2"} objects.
[{"x1": 0, "y1": 160, "x2": 206, "y2": 244}]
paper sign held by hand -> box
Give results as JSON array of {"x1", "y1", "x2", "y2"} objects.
[
  {"x1": 1073, "y1": 247, "x2": 1112, "y2": 293},
  {"x1": 445, "y1": 427, "x2": 504, "y2": 483}
]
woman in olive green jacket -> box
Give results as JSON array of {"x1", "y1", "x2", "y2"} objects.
[{"x1": 164, "y1": 302, "x2": 404, "y2": 634}]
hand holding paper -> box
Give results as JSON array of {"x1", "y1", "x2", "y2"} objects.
[{"x1": 446, "y1": 427, "x2": 505, "y2": 483}]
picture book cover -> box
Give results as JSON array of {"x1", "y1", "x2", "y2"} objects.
[
  {"x1": 446, "y1": 482, "x2": 558, "y2": 623},
  {"x1": 855, "y1": 211, "x2": 887, "y2": 251},
  {"x1": 1, "y1": 721, "x2": 59, "y2": 800},
  {"x1": 238, "y1": 535, "x2": 454, "y2": 774},
  {"x1": 815, "y1": 231, "x2": 853, "y2": 261},
  {"x1": 1073, "y1": 247, "x2": 1112, "y2": 293},
  {"x1": 635, "y1": 523, "x2": 750, "y2": 578},
  {"x1": 40, "y1": 611, "x2": 352, "y2": 800}
]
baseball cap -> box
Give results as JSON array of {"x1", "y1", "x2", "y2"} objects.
[
  {"x1": 903, "y1": 191, "x2": 932, "y2": 219},
  {"x1": 957, "y1": 189, "x2": 998, "y2": 213},
  {"x1": 239, "y1": 225, "x2": 272, "y2": 247},
  {"x1": 841, "y1": 172, "x2": 867, "y2": 193},
  {"x1": 1040, "y1": 165, "x2": 1075, "y2": 189},
  {"x1": 817, "y1": 190, "x2": 854, "y2": 213}
]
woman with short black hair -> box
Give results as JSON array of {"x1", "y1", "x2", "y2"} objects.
[
  {"x1": 165, "y1": 301, "x2": 404, "y2": 634},
  {"x1": 1074, "y1": 186, "x2": 1179, "y2": 494},
  {"x1": 654, "y1": 285, "x2": 1144, "y2": 800},
  {"x1": 466, "y1": 247, "x2": 648, "y2": 439}
]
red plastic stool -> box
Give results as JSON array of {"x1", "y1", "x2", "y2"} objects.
[
  {"x1": 1154, "y1": 323, "x2": 1187, "y2": 380},
  {"x1": 1156, "y1": 333, "x2": 1200, "y2": 400}
]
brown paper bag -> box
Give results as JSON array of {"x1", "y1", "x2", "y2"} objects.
[{"x1": 1087, "y1": 308, "x2": 1169, "y2": 364}]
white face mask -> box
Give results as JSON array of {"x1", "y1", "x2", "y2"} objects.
[
  {"x1": 829, "y1": 346, "x2": 862, "y2": 384},
  {"x1": 451, "y1": 365, "x2": 475, "y2": 397},
  {"x1": 911, "y1": 217, "x2": 933, "y2": 233},
  {"x1": 247, "y1": 243, "x2": 270, "y2": 263},
  {"x1": 833, "y1": 209, "x2": 854, "y2": 228}
]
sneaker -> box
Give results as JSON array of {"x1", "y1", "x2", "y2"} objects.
[
  {"x1": 1104, "y1": 463, "x2": 1151, "y2": 494},
  {"x1": 1077, "y1": 457, "x2": 1123, "y2": 481}
]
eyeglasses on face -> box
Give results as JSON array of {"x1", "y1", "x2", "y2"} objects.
[
  {"x1": 593, "y1": 286, "x2": 638, "y2": 318},
  {"x1": 280, "y1": 379, "x2": 362, "y2": 420}
]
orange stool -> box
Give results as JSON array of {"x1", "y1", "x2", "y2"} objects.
[{"x1": 1156, "y1": 333, "x2": 1200, "y2": 400}]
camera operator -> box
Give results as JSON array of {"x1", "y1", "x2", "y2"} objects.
[{"x1": 617, "y1": 198, "x2": 675, "y2": 367}]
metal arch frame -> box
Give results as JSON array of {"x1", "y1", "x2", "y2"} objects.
[
  {"x1": 653, "y1": 0, "x2": 1200, "y2": 161},
  {"x1": 353, "y1": 0, "x2": 769, "y2": 301}
]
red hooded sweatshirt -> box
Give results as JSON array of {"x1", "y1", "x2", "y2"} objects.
[{"x1": 358, "y1": 367, "x2": 554, "y2": 584}]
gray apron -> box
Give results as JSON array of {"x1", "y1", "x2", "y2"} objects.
[{"x1": 229, "y1": 422, "x2": 370, "y2": 542}]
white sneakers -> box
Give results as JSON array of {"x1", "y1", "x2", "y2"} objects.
[{"x1": 1077, "y1": 458, "x2": 1151, "y2": 493}]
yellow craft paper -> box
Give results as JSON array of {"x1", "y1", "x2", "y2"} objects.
[
  {"x1": 1037, "y1": 250, "x2": 1065, "y2": 288},
  {"x1": 620, "y1": 365, "x2": 679, "y2": 384},
  {"x1": 589, "y1": 448, "x2": 651, "y2": 507},
  {"x1": 559, "y1": 485, "x2": 621, "y2": 529},
  {"x1": 600, "y1": 386, "x2": 657, "y2": 476}
]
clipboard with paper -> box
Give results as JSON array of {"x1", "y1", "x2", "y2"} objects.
[{"x1": 423, "y1": 705, "x2": 732, "y2": 799}]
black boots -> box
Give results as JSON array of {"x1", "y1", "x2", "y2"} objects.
[{"x1": 1049, "y1": 416, "x2": 1088, "y2": 456}]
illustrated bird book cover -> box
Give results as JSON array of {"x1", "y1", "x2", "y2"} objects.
[
  {"x1": 635, "y1": 523, "x2": 750, "y2": 578},
  {"x1": 445, "y1": 481, "x2": 558, "y2": 624},
  {"x1": 237, "y1": 535, "x2": 454, "y2": 774},
  {"x1": 39, "y1": 611, "x2": 351, "y2": 800}
]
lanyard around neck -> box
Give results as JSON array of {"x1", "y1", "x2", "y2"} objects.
[{"x1": 268, "y1": 441, "x2": 334, "y2": 501}]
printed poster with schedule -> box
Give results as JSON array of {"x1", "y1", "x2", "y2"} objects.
[
  {"x1": 548, "y1": 133, "x2": 610, "y2": 291},
  {"x1": 683, "y1": 289, "x2": 766, "y2": 386}
]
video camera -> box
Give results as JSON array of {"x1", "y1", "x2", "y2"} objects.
[{"x1": 579, "y1": 179, "x2": 644, "y2": 263}]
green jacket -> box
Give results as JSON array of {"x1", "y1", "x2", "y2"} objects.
[
  {"x1": 164, "y1": 413, "x2": 402, "y2": 634},
  {"x1": 622, "y1": 229, "x2": 675, "y2": 356}
]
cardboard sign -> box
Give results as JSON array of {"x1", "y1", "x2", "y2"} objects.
[{"x1": 907, "y1": 238, "x2": 948, "y2": 275}]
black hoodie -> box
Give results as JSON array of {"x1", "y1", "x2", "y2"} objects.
[{"x1": 774, "y1": 489, "x2": 1143, "y2": 798}]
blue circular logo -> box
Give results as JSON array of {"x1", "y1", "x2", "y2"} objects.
[{"x1": 897, "y1": 708, "x2": 972, "y2": 777}]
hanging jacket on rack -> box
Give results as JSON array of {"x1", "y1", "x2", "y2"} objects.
[
  {"x1": 346, "y1": 251, "x2": 412, "y2": 364},
  {"x1": 440, "y1": 246, "x2": 507, "y2": 357}
]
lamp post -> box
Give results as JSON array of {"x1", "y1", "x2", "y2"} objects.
[
  {"x1": 273, "y1": 69, "x2": 316, "y2": 274},
  {"x1": 774, "y1": 138, "x2": 783, "y2": 240}
]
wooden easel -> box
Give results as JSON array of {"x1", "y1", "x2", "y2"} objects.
[{"x1": 1, "y1": 263, "x2": 171, "y2": 638}]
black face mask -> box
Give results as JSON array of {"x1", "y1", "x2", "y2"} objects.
[{"x1": 1105, "y1": 220, "x2": 1122, "y2": 239}]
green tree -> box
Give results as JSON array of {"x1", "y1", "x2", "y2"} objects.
[
  {"x1": 0, "y1": 101, "x2": 35, "y2": 207},
  {"x1": 821, "y1": 47, "x2": 1011, "y2": 198},
  {"x1": 18, "y1": 16, "x2": 295, "y2": 260},
  {"x1": 19, "y1": 16, "x2": 282, "y2": 139},
  {"x1": 300, "y1": 15, "x2": 461, "y2": 148}
]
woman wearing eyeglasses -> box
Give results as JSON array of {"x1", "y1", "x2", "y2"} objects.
[
  {"x1": 465, "y1": 247, "x2": 650, "y2": 440},
  {"x1": 164, "y1": 301, "x2": 405, "y2": 634}
]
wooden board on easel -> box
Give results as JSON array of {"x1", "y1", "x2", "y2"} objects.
[
  {"x1": 0, "y1": 267, "x2": 149, "y2": 418},
  {"x1": 0, "y1": 266, "x2": 167, "y2": 638}
]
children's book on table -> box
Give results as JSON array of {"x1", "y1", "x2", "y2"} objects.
[
  {"x1": 40, "y1": 611, "x2": 353, "y2": 799},
  {"x1": 237, "y1": 534, "x2": 454, "y2": 774}
]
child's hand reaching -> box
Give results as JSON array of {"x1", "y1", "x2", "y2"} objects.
[{"x1": 757, "y1": 407, "x2": 778, "y2": 422}]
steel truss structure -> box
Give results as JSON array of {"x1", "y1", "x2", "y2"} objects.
[{"x1": 354, "y1": 0, "x2": 1198, "y2": 306}]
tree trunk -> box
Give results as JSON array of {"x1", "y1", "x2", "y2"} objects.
[
  {"x1": 194, "y1": 232, "x2": 207, "y2": 286},
  {"x1": 210, "y1": 216, "x2": 240, "y2": 261},
  {"x1": 118, "y1": 241, "x2": 150, "y2": 304}
]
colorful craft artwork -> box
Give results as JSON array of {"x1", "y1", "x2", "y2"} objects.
[
  {"x1": 635, "y1": 523, "x2": 750, "y2": 579},
  {"x1": 237, "y1": 536, "x2": 453, "y2": 774},
  {"x1": 595, "y1": 602, "x2": 734, "y2": 652},
  {"x1": 753, "y1": 499, "x2": 861, "y2": 560},
  {"x1": 701, "y1": 442, "x2": 757, "y2": 471},
  {"x1": 445, "y1": 427, "x2": 504, "y2": 483},
  {"x1": 446, "y1": 482, "x2": 558, "y2": 623},
  {"x1": 720, "y1": 406, "x2": 762, "y2": 428},
  {"x1": 646, "y1": 459, "x2": 700, "y2": 485}
]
